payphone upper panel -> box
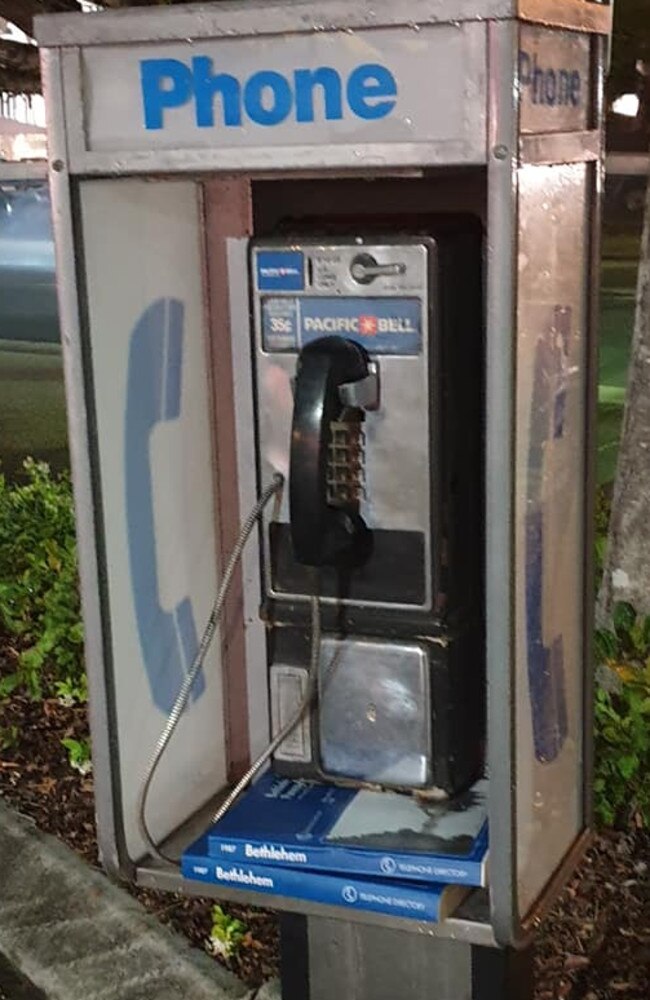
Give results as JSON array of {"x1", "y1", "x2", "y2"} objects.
[{"x1": 251, "y1": 237, "x2": 435, "y2": 613}]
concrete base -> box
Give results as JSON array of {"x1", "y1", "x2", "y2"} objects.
[{"x1": 0, "y1": 801, "x2": 252, "y2": 1000}]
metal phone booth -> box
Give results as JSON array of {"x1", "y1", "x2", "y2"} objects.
[{"x1": 36, "y1": 2, "x2": 610, "y2": 998}]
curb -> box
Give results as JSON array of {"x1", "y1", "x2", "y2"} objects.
[
  {"x1": 0, "y1": 952, "x2": 47, "y2": 1000},
  {"x1": 0, "y1": 800, "x2": 254, "y2": 1000},
  {"x1": 253, "y1": 980, "x2": 281, "y2": 999}
]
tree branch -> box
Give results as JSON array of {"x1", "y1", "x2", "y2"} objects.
[
  {"x1": 0, "y1": 38, "x2": 40, "y2": 93},
  {"x1": 0, "y1": 1, "x2": 82, "y2": 40}
]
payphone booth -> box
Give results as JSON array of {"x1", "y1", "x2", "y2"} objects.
[{"x1": 36, "y1": 1, "x2": 610, "y2": 997}]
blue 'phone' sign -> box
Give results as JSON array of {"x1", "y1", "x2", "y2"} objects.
[
  {"x1": 519, "y1": 50, "x2": 582, "y2": 108},
  {"x1": 141, "y1": 58, "x2": 398, "y2": 131}
]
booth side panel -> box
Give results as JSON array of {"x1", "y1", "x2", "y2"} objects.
[
  {"x1": 514, "y1": 162, "x2": 589, "y2": 915},
  {"x1": 485, "y1": 17, "x2": 520, "y2": 946},
  {"x1": 42, "y1": 47, "x2": 129, "y2": 876},
  {"x1": 581, "y1": 29, "x2": 608, "y2": 836},
  {"x1": 77, "y1": 178, "x2": 228, "y2": 862}
]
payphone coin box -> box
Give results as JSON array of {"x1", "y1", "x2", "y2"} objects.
[{"x1": 250, "y1": 234, "x2": 484, "y2": 798}]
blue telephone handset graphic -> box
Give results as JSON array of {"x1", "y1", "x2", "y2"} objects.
[
  {"x1": 125, "y1": 297, "x2": 205, "y2": 714},
  {"x1": 525, "y1": 305, "x2": 570, "y2": 763}
]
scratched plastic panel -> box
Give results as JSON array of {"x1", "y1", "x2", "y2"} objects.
[
  {"x1": 514, "y1": 163, "x2": 588, "y2": 916},
  {"x1": 79, "y1": 180, "x2": 227, "y2": 862}
]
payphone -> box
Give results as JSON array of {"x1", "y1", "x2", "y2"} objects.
[
  {"x1": 140, "y1": 223, "x2": 485, "y2": 846},
  {"x1": 36, "y1": 1, "x2": 609, "y2": 996},
  {"x1": 251, "y1": 230, "x2": 484, "y2": 796}
]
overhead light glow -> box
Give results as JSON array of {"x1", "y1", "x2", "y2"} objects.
[
  {"x1": 612, "y1": 93, "x2": 641, "y2": 118},
  {"x1": 0, "y1": 20, "x2": 33, "y2": 44}
]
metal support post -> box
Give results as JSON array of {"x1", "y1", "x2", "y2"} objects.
[
  {"x1": 279, "y1": 916, "x2": 534, "y2": 1000},
  {"x1": 279, "y1": 914, "x2": 310, "y2": 1000},
  {"x1": 471, "y1": 942, "x2": 534, "y2": 1000}
]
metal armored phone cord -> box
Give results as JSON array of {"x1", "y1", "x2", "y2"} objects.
[
  {"x1": 137, "y1": 473, "x2": 283, "y2": 865},
  {"x1": 137, "y1": 473, "x2": 321, "y2": 866},
  {"x1": 211, "y1": 588, "x2": 320, "y2": 826}
]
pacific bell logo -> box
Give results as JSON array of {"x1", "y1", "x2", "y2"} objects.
[
  {"x1": 303, "y1": 311, "x2": 418, "y2": 336},
  {"x1": 359, "y1": 315, "x2": 378, "y2": 336}
]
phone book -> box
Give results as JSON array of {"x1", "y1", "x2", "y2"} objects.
[
  {"x1": 181, "y1": 851, "x2": 468, "y2": 923},
  {"x1": 185, "y1": 771, "x2": 488, "y2": 887}
]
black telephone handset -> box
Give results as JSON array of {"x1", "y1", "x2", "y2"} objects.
[{"x1": 290, "y1": 335, "x2": 371, "y2": 568}]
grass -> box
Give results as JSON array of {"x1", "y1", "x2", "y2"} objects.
[
  {"x1": 0, "y1": 219, "x2": 641, "y2": 488},
  {"x1": 0, "y1": 305, "x2": 638, "y2": 487},
  {"x1": 595, "y1": 224, "x2": 640, "y2": 485},
  {"x1": 597, "y1": 294, "x2": 635, "y2": 486},
  {"x1": 601, "y1": 260, "x2": 638, "y2": 293},
  {"x1": 597, "y1": 301, "x2": 632, "y2": 485},
  {"x1": 0, "y1": 339, "x2": 68, "y2": 481},
  {"x1": 602, "y1": 228, "x2": 642, "y2": 261}
]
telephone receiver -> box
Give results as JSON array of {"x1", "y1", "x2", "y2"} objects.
[
  {"x1": 289, "y1": 335, "x2": 375, "y2": 568},
  {"x1": 125, "y1": 297, "x2": 205, "y2": 714}
]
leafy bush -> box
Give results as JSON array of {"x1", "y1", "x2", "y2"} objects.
[
  {"x1": 207, "y1": 905, "x2": 249, "y2": 960},
  {"x1": 0, "y1": 459, "x2": 85, "y2": 701},
  {"x1": 61, "y1": 736, "x2": 92, "y2": 775},
  {"x1": 594, "y1": 484, "x2": 611, "y2": 583},
  {"x1": 594, "y1": 601, "x2": 650, "y2": 827},
  {"x1": 0, "y1": 724, "x2": 18, "y2": 751}
]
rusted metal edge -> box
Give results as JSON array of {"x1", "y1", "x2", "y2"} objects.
[{"x1": 518, "y1": 0, "x2": 612, "y2": 34}]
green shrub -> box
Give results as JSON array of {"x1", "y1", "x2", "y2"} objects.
[
  {"x1": 594, "y1": 484, "x2": 611, "y2": 583},
  {"x1": 61, "y1": 736, "x2": 92, "y2": 775},
  {"x1": 0, "y1": 724, "x2": 18, "y2": 751},
  {"x1": 0, "y1": 459, "x2": 85, "y2": 701},
  {"x1": 207, "y1": 905, "x2": 249, "y2": 960},
  {"x1": 594, "y1": 602, "x2": 650, "y2": 827}
]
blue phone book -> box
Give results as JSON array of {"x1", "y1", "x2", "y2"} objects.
[
  {"x1": 181, "y1": 852, "x2": 468, "y2": 923},
  {"x1": 183, "y1": 772, "x2": 488, "y2": 887}
]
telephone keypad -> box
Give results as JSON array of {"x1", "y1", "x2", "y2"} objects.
[{"x1": 327, "y1": 421, "x2": 366, "y2": 505}]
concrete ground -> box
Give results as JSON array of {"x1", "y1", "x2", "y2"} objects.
[{"x1": 0, "y1": 799, "x2": 279, "y2": 1000}]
